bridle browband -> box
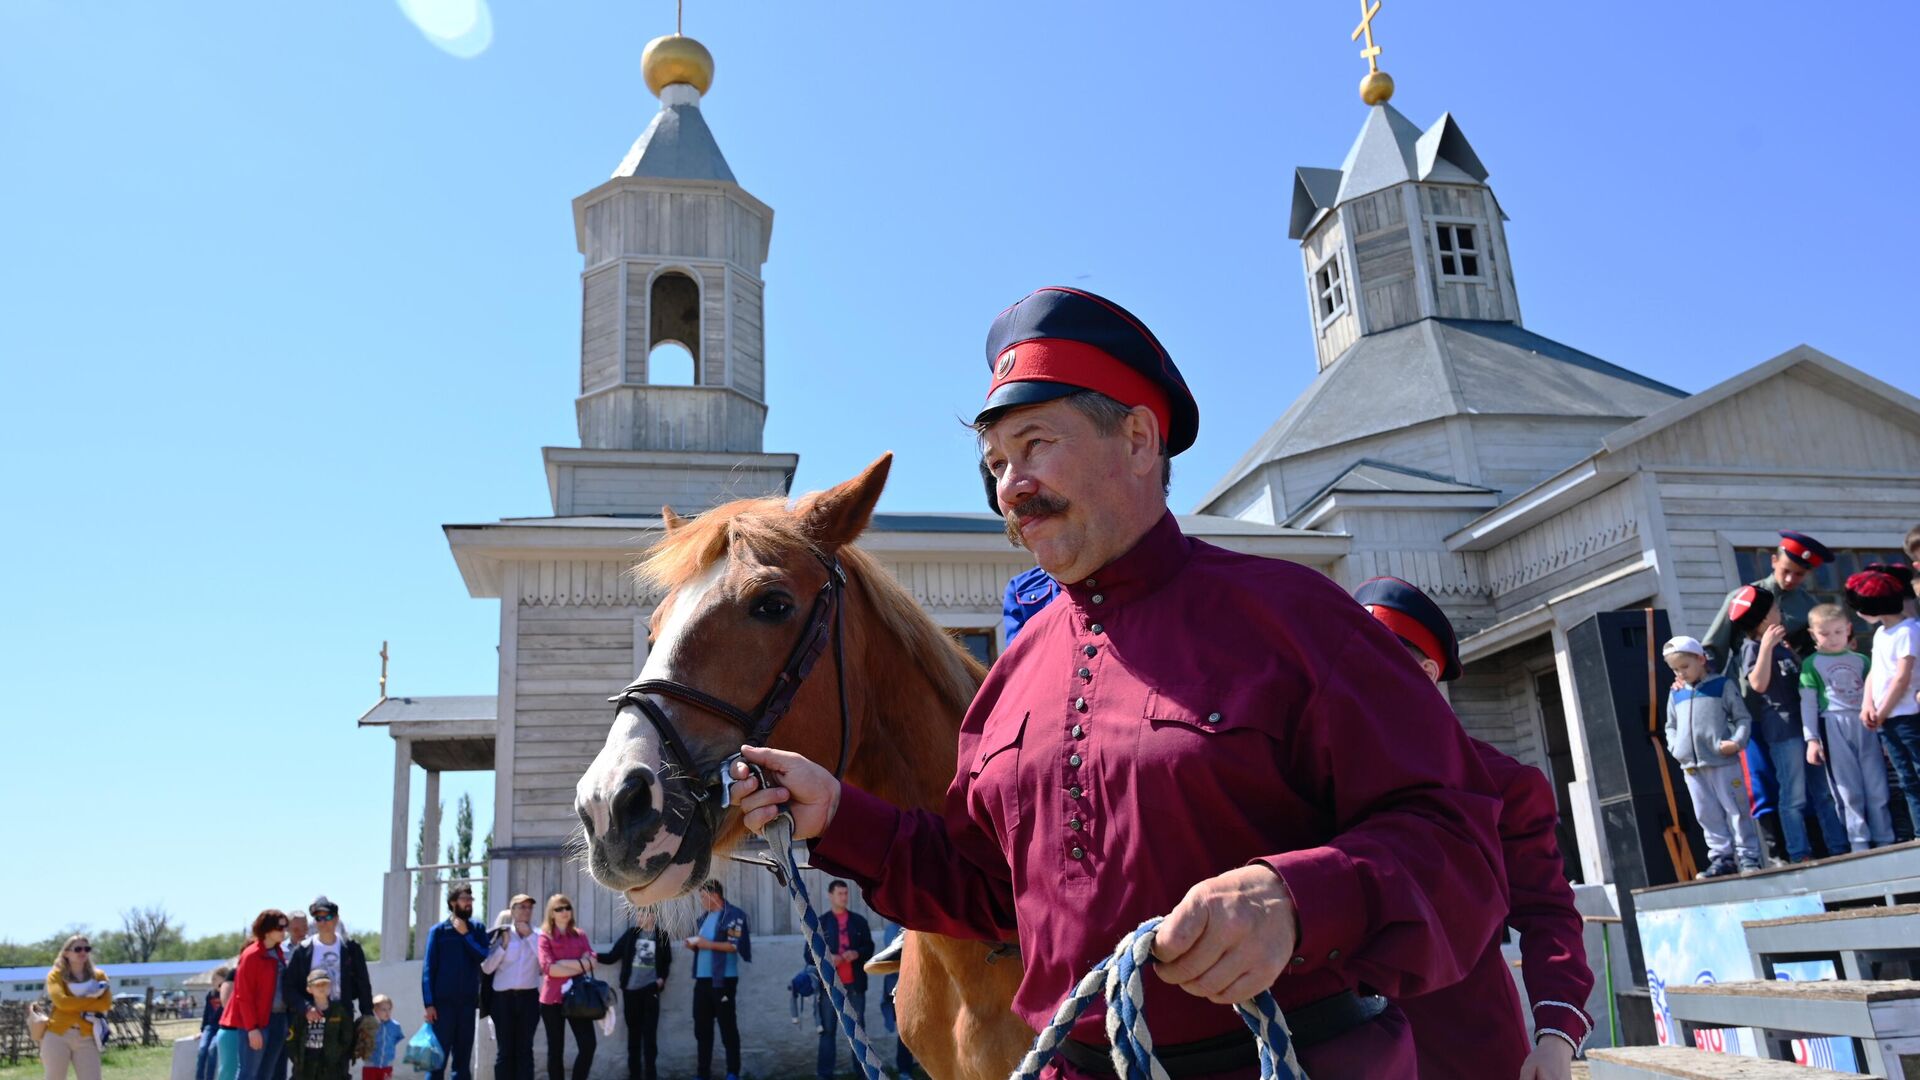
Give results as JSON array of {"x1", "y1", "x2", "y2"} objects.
[{"x1": 608, "y1": 547, "x2": 853, "y2": 821}]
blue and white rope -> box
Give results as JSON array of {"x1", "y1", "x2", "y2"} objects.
[
  {"x1": 764, "y1": 814, "x2": 891, "y2": 1080},
  {"x1": 1010, "y1": 918, "x2": 1306, "y2": 1080}
]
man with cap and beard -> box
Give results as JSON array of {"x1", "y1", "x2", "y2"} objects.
[
  {"x1": 728, "y1": 286, "x2": 1507, "y2": 1078},
  {"x1": 421, "y1": 885, "x2": 490, "y2": 1080}
]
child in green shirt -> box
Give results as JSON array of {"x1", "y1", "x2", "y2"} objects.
[{"x1": 1800, "y1": 604, "x2": 1894, "y2": 850}]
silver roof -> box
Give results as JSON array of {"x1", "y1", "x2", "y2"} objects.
[
  {"x1": 1288, "y1": 105, "x2": 1493, "y2": 239},
  {"x1": 613, "y1": 103, "x2": 736, "y2": 183},
  {"x1": 1198, "y1": 318, "x2": 1684, "y2": 509},
  {"x1": 357, "y1": 694, "x2": 498, "y2": 726}
]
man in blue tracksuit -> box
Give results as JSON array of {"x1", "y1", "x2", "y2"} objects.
[{"x1": 421, "y1": 885, "x2": 490, "y2": 1080}]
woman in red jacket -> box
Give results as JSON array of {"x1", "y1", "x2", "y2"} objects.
[{"x1": 217, "y1": 911, "x2": 288, "y2": 1080}]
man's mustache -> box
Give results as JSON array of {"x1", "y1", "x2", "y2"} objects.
[{"x1": 1005, "y1": 493, "x2": 1070, "y2": 547}]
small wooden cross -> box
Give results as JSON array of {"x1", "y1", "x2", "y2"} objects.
[{"x1": 1351, "y1": 0, "x2": 1384, "y2": 73}]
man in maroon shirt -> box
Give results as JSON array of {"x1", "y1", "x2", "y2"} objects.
[
  {"x1": 1354, "y1": 576, "x2": 1594, "y2": 1080},
  {"x1": 731, "y1": 286, "x2": 1508, "y2": 1078}
]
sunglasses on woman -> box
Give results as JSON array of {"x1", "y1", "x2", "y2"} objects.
[
  {"x1": 554, "y1": 906, "x2": 572, "y2": 912},
  {"x1": 69, "y1": 946, "x2": 92, "y2": 954}
]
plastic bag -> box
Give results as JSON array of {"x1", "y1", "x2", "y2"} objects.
[
  {"x1": 404, "y1": 1024, "x2": 445, "y2": 1073},
  {"x1": 595, "y1": 1007, "x2": 616, "y2": 1040}
]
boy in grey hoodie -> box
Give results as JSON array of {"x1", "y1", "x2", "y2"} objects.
[{"x1": 1664, "y1": 635, "x2": 1760, "y2": 877}]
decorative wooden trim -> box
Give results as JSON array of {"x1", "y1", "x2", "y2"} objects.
[
  {"x1": 519, "y1": 558, "x2": 659, "y2": 607},
  {"x1": 1486, "y1": 517, "x2": 1640, "y2": 596}
]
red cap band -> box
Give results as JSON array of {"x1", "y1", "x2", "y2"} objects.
[
  {"x1": 987, "y1": 338, "x2": 1171, "y2": 442},
  {"x1": 1366, "y1": 605, "x2": 1447, "y2": 672},
  {"x1": 1780, "y1": 535, "x2": 1826, "y2": 568}
]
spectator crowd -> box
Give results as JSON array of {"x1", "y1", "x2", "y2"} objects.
[
  {"x1": 40, "y1": 885, "x2": 912, "y2": 1080},
  {"x1": 1661, "y1": 527, "x2": 1920, "y2": 878}
]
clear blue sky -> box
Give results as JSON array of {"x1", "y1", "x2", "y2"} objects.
[{"x1": 2, "y1": 0, "x2": 1914, "y2": 944}]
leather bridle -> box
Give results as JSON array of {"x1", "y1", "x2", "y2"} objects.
[{"x1": 608, "y1": 548, "x2": 853, "y2": 821}]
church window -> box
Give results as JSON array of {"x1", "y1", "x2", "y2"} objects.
[
  {"x1": 647, "y1": 271, "x2": 702, "y2": 385},
  {"x1": 1434, "y1": 223, "x2": 1482, "y2": 279},
  {"x1": 1313, "y1": 255, "x2": 1347, "y2": 325},
  {"x1": 949, "y1": 628, "x2": 998, "y2": 665}
]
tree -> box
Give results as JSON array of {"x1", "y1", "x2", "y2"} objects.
[
  {"x1": 115, "y1": 906, "x2": 183, "y2": 963},
  {"x1": 445, "y1": 793, "x2": 475, "y2": 870}
]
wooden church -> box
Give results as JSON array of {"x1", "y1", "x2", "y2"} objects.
[{"x1": 363, "y1": 17, "x2": 1920, "y2": 1021}]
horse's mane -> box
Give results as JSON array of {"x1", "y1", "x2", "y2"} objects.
[{"x1": 638, "y1": 499, "x2": 983, "y2": 718}]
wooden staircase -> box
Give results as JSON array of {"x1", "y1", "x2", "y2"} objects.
[{"x1": 1587, "y1": 904, "x2": 1920, "y2": 1078}]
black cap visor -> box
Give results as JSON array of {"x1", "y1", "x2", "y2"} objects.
[{"x1": 973, "y1": 379, "x2": 1089, "y2": 427}]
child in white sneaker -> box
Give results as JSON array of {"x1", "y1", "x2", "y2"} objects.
[{"x1": 1664, "y1": 636, "x2": 1760, "y2": 876}]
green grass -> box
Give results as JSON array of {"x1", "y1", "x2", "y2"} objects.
[{"x1": 1, "y1": 1042, "x2": 175, "y2": 1080}]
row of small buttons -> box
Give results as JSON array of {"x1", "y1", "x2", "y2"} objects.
[{"x1": 1068, "y1": 579, "x2": 1101, "y2": 864}]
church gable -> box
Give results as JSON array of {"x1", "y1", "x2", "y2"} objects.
[{"x1": 1608, "y1": 348, "x2": 1920, "y2": 473}]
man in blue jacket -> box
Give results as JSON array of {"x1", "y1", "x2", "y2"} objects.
[
  {"x1": 805, "y1": 881, "x2": 874, "y2": 1080},
  {"x1": 421, "y1": 885, "x2": 490, "y2": 1080},
  {"x1": 684, "y1": 881, "x2": 751, "y2": 1080}
]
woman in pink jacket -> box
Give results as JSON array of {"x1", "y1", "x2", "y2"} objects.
[{"x1": 535, "y1": 895, "x2": 597, "y2": 1080}]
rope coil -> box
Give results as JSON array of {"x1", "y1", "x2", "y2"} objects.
[{"x1": 1011, "y1": 918, "x2": 1305, "y2": 1080}]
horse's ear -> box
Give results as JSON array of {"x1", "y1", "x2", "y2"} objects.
[
  {"x1": 795, "y1": 453, "x2": 892, "y2": 550},
  {"x1": 661, "y1": 506, "x2": 685, "y2": 533}
]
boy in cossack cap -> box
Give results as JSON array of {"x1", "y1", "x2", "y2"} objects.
[
  {"x1": 1703, "y1": 531, "x2": 1834, "y2": 667},
  {"x1": 1730, "y1": 585, "x2": 1848, "y2": 861},
  {"x1": 1851, "y1": 570, "x2": 1920, "y2": 835},
  {"x1": 1353, "y1": 577, "x2": 1591, "y2": 1080}
]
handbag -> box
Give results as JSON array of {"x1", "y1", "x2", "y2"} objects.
[
  {"x1": 402, "y1": 1024, "x2": 445, "y2": 1073},
  {"x1": 560, "y1": 976, "x2": 613, "y2": 1021},
  {"x1": 26, "y1": 1002, "x2": 48, "y2": 1043}
]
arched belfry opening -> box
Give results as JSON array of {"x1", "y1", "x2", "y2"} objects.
[{"x1": 648, "y1": 271, "x2": 700, "y2": 385}]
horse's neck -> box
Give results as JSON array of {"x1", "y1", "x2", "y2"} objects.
[{"x1": 839, "y1": 585, "x2": 973, "y2": 815}]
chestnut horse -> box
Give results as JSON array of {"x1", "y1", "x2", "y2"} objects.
[{"x1": 574, "y1": 454, "x2": 1030, "y2": 1080}]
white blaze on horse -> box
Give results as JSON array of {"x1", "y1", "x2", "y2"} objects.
[{"x1": 574, "y1": 454, "x2": 1031, "y2": 1080}]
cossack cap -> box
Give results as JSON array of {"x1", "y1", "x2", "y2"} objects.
[
  {"x1": 1727, "y1": 584, "x2": 1775, "y2": 633},
  {"x1": 1778, "y1": 531, "x2": 1834, "y2": 569},
  {"x1": 1353, "y1": 576, "x2": 1461, "y2": 681}
]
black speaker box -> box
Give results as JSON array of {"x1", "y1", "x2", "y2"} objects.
[{"x1": 1567, "y1": 610, "x2": 1709, "y2": 981}]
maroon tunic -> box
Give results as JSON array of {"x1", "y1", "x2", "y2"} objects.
[
  {"x1": 812, "y1": 513, "x2": 1508, "y2": 1077},
  {"x1": 1399, "y1": 741, "x2": 1594, "y2": 1079}
]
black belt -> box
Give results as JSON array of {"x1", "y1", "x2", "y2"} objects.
[{"x1": 1053, "y1": 990, "x2": 1388, "y2": 1078}]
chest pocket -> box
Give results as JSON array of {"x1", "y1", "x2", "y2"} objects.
[
  {"x1": 1143, "y1": 686, "x2": 1267, "y2": 734},
  {"x1": 968, "y1": 711, "x2": 1028, "y2": 836}
]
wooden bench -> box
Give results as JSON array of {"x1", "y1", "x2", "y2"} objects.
[
  {"x1": 1586, "y1": 1045, "x2": 1868, "y2": 1078},
  {"x1": 1745, "y1": 905, "x2": 1920, "y2": 981},
  {"x1": 1665, "y1": 980, "x2": 1920, "y2": 1077}
]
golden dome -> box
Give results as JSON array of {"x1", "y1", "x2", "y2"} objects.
[
  {"x1": 642, "y1": 34, "x2": 714, "y2": 96},
  {"x1": 1359, "y1": 70, "x2": 1395, "y2": 106}
]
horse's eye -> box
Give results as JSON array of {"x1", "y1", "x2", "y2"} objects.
[{"x1": 750, "y1": 594, "x2": 795, "y2": 622}]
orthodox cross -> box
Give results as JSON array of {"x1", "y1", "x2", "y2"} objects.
[
  {"x1": 1351, "y1": 0, "x2": 1384, "y2": 74},
  {"x1": 378, "y1": 640, "x2": 390, "y2": 702}
]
